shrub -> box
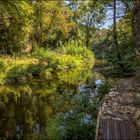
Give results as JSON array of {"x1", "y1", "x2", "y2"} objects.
[
  {"x1": 5, "y1": 64, "x2": 29, "y2": 82},
  {"x1": 57, "y1": 55, "x2": 91, "y2": 84},
  {"x1": 104, "y1": 43, "x2": 135, "y2": 78},
  {"x1": 97, "y1": 81, "x2": 112, "y2": 100},
  {"x1": 58, "y1": 55, "x2": 83, "y2": 70},
  {"x1": 27, "y1": 64, "x2": 45, "y2": 78},
  {"x1": 33, "y1": 48, "x2": 59, "y2": 69},
  {"x1": 0, "y1": 61, "x2": 5, "y2": 71},
  {"x1": 2, "y1": 41, "x2": 95, "y2": 85},
  {"x1": 59, "y1": 41, "x2": 95, "y2": 68}
]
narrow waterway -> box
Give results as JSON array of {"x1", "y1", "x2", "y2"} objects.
[{"x1": 0, "y1": 71, "x2": 106, "y2": 140}]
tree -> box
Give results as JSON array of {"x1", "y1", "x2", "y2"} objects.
[
  {"x1": 0, "y1": 1, "x2": 34, "y2": 54},
  {"x1": 68, "y1": 0, "x2": 105, "y2": 48},
  {"x1": 113, "y1": 0, "x2": 124, "y2": 69},
  {"x1": 121, "y1": 0, "x2": 140, "y2": 59},
  {"x1": 33, "y1": 1, "x2": 74, "y2": 48},
  {"x1": 0, "y1": 0, "x2": 75, "y2": 53},
  {"x1": 131, "y1": 1, "x2": 140, "y2": 59}
]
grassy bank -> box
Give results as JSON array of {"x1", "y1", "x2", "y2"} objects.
[{"x1": 0, "y1": 43, "x2": 95, "y2": 85}]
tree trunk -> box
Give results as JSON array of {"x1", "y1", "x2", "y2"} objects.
[
  {"x1": 113, "y1": 0, "x2": 119, "y2": 52},
  {"x1": 132, "y1": 0, "x2": 140, "y2": 59},
  {"x1": 113, "y1": 0, "x2": 125, "y2": 70}
]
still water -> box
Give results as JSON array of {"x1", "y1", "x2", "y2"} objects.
[{"x1": 0, "y1": 72, "x2": 104, "y2": 140}]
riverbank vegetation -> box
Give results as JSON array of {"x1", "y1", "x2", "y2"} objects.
[
  {"x1": 0, "y1": 1, "x2": 96, "y2": 85},
  {"x1": 0, "y1": 0, "x2": 140, "y2": 140},
  {"x1": 0, "y1": 41, "x2": 94, "y2": 85},
  {"x1": 0, "y1": 0, "x2": 140, "y2": 80}
]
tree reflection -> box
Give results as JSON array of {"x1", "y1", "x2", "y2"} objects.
[{"x1": 0, "y1": 75, "x2": 100, "y2": 140}]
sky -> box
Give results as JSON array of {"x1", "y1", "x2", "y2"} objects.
[
  {"x1": 102, "y1": 20, "x2": 113, "y2": 29},
  {"x1": 99, "y1": 1, "x2": 124, "y2": 29},
  {"x1": 101, "y1": 9, "x2": 113, "y2": 29}
]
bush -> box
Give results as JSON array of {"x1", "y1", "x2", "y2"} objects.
[
  {"x1": 0, "y1": 61, "x2": 5, "y2": 71},
  {"x1": 5, "y1": 63, "x2": 52, "y2": 83},
  {"x1": 57, "y1": 54, "x2": 91, "y2": 84},
  {"x1": 33, "y1": 48, "x2": 59, "y2": 69},
  {"x1": 104, "y1": 41, "x2": 135, "y2": 78},
  {"x1": 2, "y1": 41, "x2": 95, "y2": 85},
  {"x1": 97, "y1": 81, "x2": 112, "y2": 100},
  {"x1": 59, "y1": 41, "x2": 95, "y2": 68},
  {"x1": 5, "y1": 64, "x2": 29, "y2": 82},
  {"x1": 27, "y1": 64, "x2": 45, "y2": 78}
]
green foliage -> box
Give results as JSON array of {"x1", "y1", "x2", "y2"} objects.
[
  {"x1": 0, "y1": 61, "x2": 5, "y2": 71},
  {"x1": 104, "y1": 57, "x2": 135, "y2": 78},
  {"x1": 59, "y1": 41, "x2": 95, "y2": 68},
  {"x1": 29, "y1": 42, "x2": 95, "y2": 85},
  {"x1": 57, "y1": 42, "x2": 94, "y2": 84},
  {"x1": 57, "y1": 54, "x2": 88, "y2": 84},
  {"x1": 104, "y1": 20, "x2": 135, "y2": 77},
  {"x1": 132, "y1": 59, "x2": 140, "y2": 68},
  {"x1": 0, "y1": 0, "x2": 75, "y2": 53},
  {"x1": 46, "y1": 92, "x2": 98, "y2": 140},
  {"x1": 33, "y1": 48, "x2": 59, "y2": 69},
  {"x1": 46, "y1": 113, "x2": 66, "y2": 140},
  {"x1": 33, "y1": 1, "x2": 74, "y2": 47},
  {"x1": 5, "y1": 63, "x2": 51, "y2": 83},
  {"x1": 97, "y1": 81, "x2": 112, "y2": 100},
  {"x1": 68, "y1": 1, "x2": 105, "y2": 48},
  {"x1": 27, "y1": 63, "x2": 45, "y2": 78},
  {"x1": 0, "y1": 1, "x2": 34, "y2": 53},
  {"x1": 94, "y1": 18, "x2": 136, "y2": 78},
  {"x1": 0, "y1": 42, "x2": 94, "y2": 85},
  {"x1": 0, "y1": 77, "x2": 102, "y2": 140},
  {"x1": 5, "y1": 64, "x2": 29, "y2": 82}
]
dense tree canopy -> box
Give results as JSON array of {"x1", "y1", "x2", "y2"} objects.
[
  {"x1": 0, "y1": 0, "x2": 107, "y2": 53},
  {"x1": 0, "y1": 0, "x2": 140, "y2": 75}
]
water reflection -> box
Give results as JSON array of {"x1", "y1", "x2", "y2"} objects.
[{"x1": 0, "y1": 73, "x2": 104, "y2": 140}]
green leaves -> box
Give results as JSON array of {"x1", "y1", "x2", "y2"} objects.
[{"x1": 0, "y1": 1, "x2": 34, "y2": 53}]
